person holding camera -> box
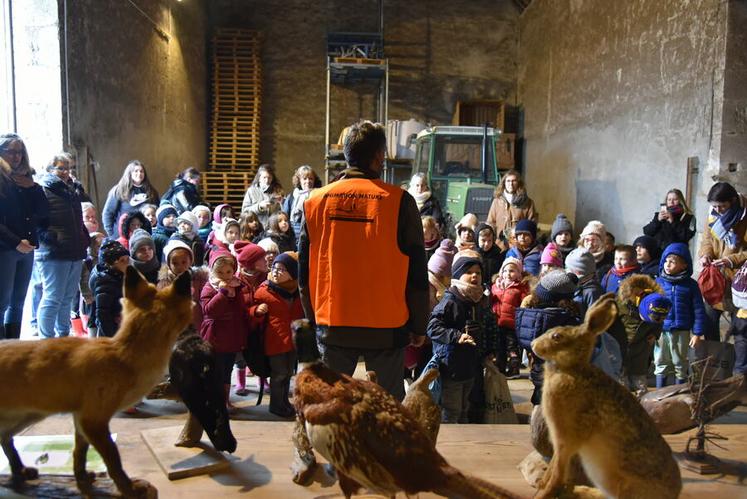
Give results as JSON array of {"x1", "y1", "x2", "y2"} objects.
[{"x1": 643, "y1": 188, "x2": 696, "y2": 252}]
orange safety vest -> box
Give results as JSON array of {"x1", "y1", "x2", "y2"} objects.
[{"x1": 304, "y1": 178, "x2": 409, "y2": 328}]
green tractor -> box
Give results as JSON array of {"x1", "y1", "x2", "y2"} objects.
[{"x1": 411, "y1": 125, "x2": 501, "y2": 235}]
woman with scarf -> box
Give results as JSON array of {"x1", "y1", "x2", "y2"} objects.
[
  {"x1": 282, "y1": 165, "x2": 320, "y2": 246},
  {"x1": 241, "y1": 164, "x2": 285, "y2": 227},
  {"x1": 486, "y1": 169, "x2": 538, "y2": 250},
  {"x1": 698, "y1": 182, "x2": 747, "y2": 340},
  {"x1": 0, "y1": 134, "x2": 49, "y2": 339},
  {"x1": 408, "y1": 173, "x2": 446, "y2": 234},
  {"x1": 643, "y1": 188, "x2": 696, "y2": 251}
]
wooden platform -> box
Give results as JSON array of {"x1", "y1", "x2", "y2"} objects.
[{"x1": 6, "y1": 422, "x2": 741, "y2": 498}]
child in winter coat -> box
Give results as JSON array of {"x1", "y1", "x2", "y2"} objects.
[
  {"x1": 158, "y1": 239, "x2": 207, "y2": 332},
  {"x1": 540, "y1": 243, "x2": 564, "y2": 275},
  {"x1": 129, "y1": 229, "x2": 159, "y2": 284},
  {"x1": 490, "y1": 257, "x2": 530, "y2": 378},
  {"x1": 232, "y1": 240, "x2": 268, "y2": 396},
  {"x1": 192, "y1": 205, "x2": 212, "y2": 244},
  {"x1": 264, "y1": 212, "x2": 296, "y2": 253},
  {"x1": 206, "y1": 217, "x2": 240, "y2": 263},
  {"x1": 257, "y1": 238, "x2": 279, "y2": 282},
  {"x1": 601, "y1": 245, "x2": 640, "y2": 294},
  {"x1": 550, "y1": 214, "x2": 575, "y2": 263},
  {"x1": 253, "y1": 252, "x2": 304, "y2": 418},
  {"x1": 654, "y1": 243, "x2": 706, "y2": 386},
  {"x1": 89, "y1": 240, "x2": 129, "y2": 337},
  {"x1": 171, "y1": 211, "x2": 205, "y2": 266},
  {"x1": 476, "y1": 223, "x2": 505, "y2": 286},
  {"x1": 200, "y1": 251, "x2": 249, "y2": 410},
  {"x1": 506, "y1": 219, "x2": 543, "y2": 276},
  {"x1": 515, "y1": 270, "x2": 580, "y2": 404},
  {"x1": 239, "y1": 210, "x2": 264, "y2": 244},
  {"x1": 427, "y1": 239, "x2": 457, "y2": 311},
  {"x1": 427, "y1": 250, "x2": 498, "y2": 423},
  {"x1": 116, "y1": 211, "x2": 150, "y2": 250},
  {"x1": 608, "y1": 275, "x2": 672, "y2": 395},
  {"x1": 634, "y1": 235, "x2": 661, "y2": 278},
  {"x1": 454, "y1": 213, "x2": 478, "y2": 251},
  {"x1": 138, "y1": 203, "x2": 157, "y2": 229},
  {"x1": 423, "y1": 216, "x2": 442, "y2": 262},
  {"x1": 207, "y1": 203, "x2": 235, "y2": 247},
  {"x1": 565, "y1": 247, "x2": 603, "y2": 317},
  {"x1": 153, "y1": 204, "x2": 178, "y2": 263}
]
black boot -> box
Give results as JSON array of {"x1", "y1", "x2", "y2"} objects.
[{"x1": 3, "y1": 323, "x2": 20, "y2": 340}]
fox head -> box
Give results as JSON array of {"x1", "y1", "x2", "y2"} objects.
[
  {"x1": 119, "y1": 266, "x2": 193, "y2": 340},
  {"x1": 531, "y1": 293, "x2": 618, "y2": 369}
]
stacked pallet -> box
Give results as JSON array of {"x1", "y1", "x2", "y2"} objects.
[{"x1": 205, "y1": 28, "x2": 261, "y2": 208}]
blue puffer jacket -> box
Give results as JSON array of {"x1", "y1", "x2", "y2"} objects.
[
  {"x1": 515, "y1": 305, "x2": 580, "y2": 351},
  {"x1": 506, "y1": 243, "x2": 543, "y2": 276},
  {"x1": 655, "y1": 243, "x2": 706, "y2": 335}
]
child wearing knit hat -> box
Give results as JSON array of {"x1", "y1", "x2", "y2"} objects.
[
  {"x1": 633, "y1": 235, "x2": 661, "y2": 278},
  {"x1": 153, "y1": 204, "x2": 178, "y2": 263},
  {"x1": 428, "y1": 249, "x2": 499, "y2": 423},
  {"x1": 192, "y1": 205, "x2": 213, "y2": 245},
  {"x1": 88, "y1": 240, "x2": 130, "y2": 338},
  {"x1": 129, "y1": 228, "x2": 159, "y2": 284},
  {"x1": 579, "y1": 220, "x2": 614, "y2": 280},
  {"x1": 515, "y1": 269, "x2": 581, "y2": 404},
  {"x1": 540, "y1": 243, "x2": 564, "y2": 275},
  {"x1": 490, "y1": 257, "x2": 530, "y2": 378},
  {"x1": 506, "y1": 219, "x2": 543, "y2": 276},
  {"x1": 170, "y1": 211, "x2": 206, "y2": 266},
  {"x1": 550, "y1": 214, "x2": 574, "y2": 263},
  {"x1": 565, "y1": 247, "x2": 603, "y2": 317},
  {"x1": 158, "y1": 239, "x2": 209, "y2": 333},
  {"x1": 253, "y1": 252, "x2": 304, "y2": 418}
]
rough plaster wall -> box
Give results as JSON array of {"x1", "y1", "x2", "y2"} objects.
[
  {"x1": 518, "y1": 0, "x2": 728, "y2": 245},
  {"x1": 208, "y1": 0, "x2": 519, "y2": 188},
  {"x1": 719, "y1": 0, "x2": 747, "y2": 194},
  {"x1": 64, "y1": 0, "x2": 207, "y2": 206}
]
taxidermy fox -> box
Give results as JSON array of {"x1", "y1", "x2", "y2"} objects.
[
  {"x1": 0, "y1": 267, "x2": 193, "y2": 498},
  {"x1": 531, "y1": 294, "x2": 681, "y2": 499}
]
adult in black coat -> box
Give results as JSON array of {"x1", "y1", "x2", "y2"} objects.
[
  {"x1": 36, "y1": 154, "x2": 90, "y2": 338},
  {"x1": 0, "y1": 134, "x2": 48, "y2": 340},
  {"x1": 643, "y1": 188, "x2": 696, "y2": 251},
  {"x1": 160, "y1": 167, "x2": 206, "y2": 214}
]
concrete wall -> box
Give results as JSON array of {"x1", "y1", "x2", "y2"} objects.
[
  {"x1": 518, "y1": 0, "x2": 729, "y2": 245},
  {"x1": 207, "y1": 0, "x2": 519, "y2": 188},
  {"x1": 63, "y1": 0, "x2": 207, "y2": 206}
]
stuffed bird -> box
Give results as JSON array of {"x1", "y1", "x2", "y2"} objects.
[{"x1": 290, "y1": 319, "x2": 520, "y2": 499}]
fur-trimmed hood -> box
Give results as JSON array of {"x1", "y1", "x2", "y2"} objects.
[{"x1": 617, "y1": 274, "x2": 663, "y2": 305}]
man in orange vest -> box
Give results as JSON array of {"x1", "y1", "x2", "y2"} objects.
[{"x1": 298, "y1": 121, "x2": 428, "y2": 400}]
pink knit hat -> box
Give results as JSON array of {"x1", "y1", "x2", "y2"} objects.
[
  {"x1": 500, "y1": 256, "x2": 523, "y2": 275},
  {"x1": 427, "y1": 239, "x2": 457, "y2": 277},
  {"x1": 540, "y1": 242, "x2": 564, "y2": 267}
]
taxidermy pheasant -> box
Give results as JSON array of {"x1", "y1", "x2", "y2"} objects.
[
  {"x1": 402, "y1": 368, "x2": 442, "y2": 446},
  {"x1": 290, "y1": 319, "x2": 520, "y2": 499}
]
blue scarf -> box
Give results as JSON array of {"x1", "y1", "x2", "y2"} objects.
[{"x1": 708, "y1": 200, "x2": 745, "y2": 249}]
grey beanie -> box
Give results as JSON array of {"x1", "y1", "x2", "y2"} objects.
[
  {"x1": 535, "y1": 270, "x2": 579, "y2": 303},
  {"x1": 565, "y1": 248, "x2": 596, "y2": 277},
  {"x1": 551, "y1": 214, "x2": 574, "y2": 240},
  {"x1": 129, "y1": 228, "x2": 155, "y2": 256}
]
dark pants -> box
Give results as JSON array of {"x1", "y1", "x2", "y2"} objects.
[
  {"x1": 269, "y1": 351, "x2": 296, "y2": 412},
  {"x1": 731, "y1": 316, "x2": 747, "y2": 375},
  {"x1": 318, "y1": 340, "x2": 405, "y2": 401},
  {"x1": 703, "y1": 302, "x2": 728, "y2": 341},
  {"x1": 214, "y1": 352, "x2": 237, "y2": 384},
  {"x1": 440, "y1": 377, "x2": 474, "y2": 423},
  {"x1": 530, "y1": 354, "x2": 544, "y2": 405},
  {"x1": 0, "y1": 249, "x2": 34, "y2": 339}
]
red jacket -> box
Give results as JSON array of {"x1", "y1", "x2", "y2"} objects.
[
  {"x1": 254, "y1": 281, "x2": 304, "y2": 356},
  {"x1": 491, "y1": 279, "x2": 530, "y2": 330},
  {"x1": 199, "y1": 281, "x2": 249, "y2": 353}
]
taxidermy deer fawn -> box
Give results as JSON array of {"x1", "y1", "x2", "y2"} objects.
[
  {"x1": 531, "y1": 293, "x2": 681, "y2": 499},
  {"x1": 0, "y1": 267, "x2": 193, "y2": 498}
]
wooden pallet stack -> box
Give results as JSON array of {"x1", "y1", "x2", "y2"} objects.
[{"x1": 205, "y1": 28, "x2": 262, "y2": 208}]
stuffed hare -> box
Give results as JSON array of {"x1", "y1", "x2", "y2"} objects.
[{"x1": 531, "y1": 294, "x2": 681, "y2": 499}]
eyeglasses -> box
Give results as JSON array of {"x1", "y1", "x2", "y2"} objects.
[{"x1": 54, "y1": 165, "x2": 71, "y2": 172}]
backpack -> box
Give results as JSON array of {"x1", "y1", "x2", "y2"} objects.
[
  {"x1": 698, "y1": 264, "x2": 726, "y2": 308},
  {"x1": 241, "y1": 315, "x2": 271, "y2": 405},
  {"x1": 732, "y1": 260, "x2": 747, "y2": 310}
]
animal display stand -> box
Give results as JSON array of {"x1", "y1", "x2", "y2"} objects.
[
  {"x1": 679, "y1": 357, "x2": 730, "y2": 475},
  {"x1": 1, "y1": 474, "x2": 119, "y2": 498},
  {"x1": 141, "y1": 426, "x2": 231, "y2": 480}
]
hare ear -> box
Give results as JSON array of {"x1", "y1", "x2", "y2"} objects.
[{"x1": 584, "y1": 293, "x2": 618, "y2": 336}]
